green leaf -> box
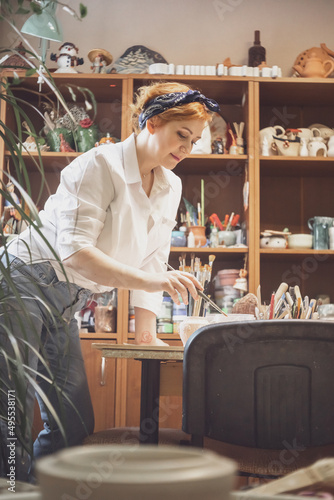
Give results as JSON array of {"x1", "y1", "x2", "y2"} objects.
[
  {"x1": 15, "y1": 7, "x2": 31, "y2": 15},
  {"x1": 79, "y1": 3, "x2": 88, "y2": 18},
  {"x1": 68, "y1": 86, "x2": 77, "y2": 102},
  {"x1": 25, "y1": 67, "x2": 37, "y2": 77},
  {"x1": 30, "y1": 2, "x2": 42, "y2": 14}
]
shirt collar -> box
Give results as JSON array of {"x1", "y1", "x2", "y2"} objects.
[{"x1": 122, "y1": 133, "x2": 176, "y2": 192}]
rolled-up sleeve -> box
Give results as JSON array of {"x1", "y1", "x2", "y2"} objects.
[
  {"x1": 55, "y1": 151, "x2": 114, "y2": 260},
  {"x1": 130, "y1": 239, "x2": 171, "y2": 316}
]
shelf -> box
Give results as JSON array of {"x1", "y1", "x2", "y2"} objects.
[
  {"x1": 171, "y1": 246, "x2": 248, "y2": 254},
  {"x1": 260, "y1": 157, "x2": 334, "y2": 177},
  {"x1": 5, "y1": 72, "x2": 125, "y2": 102},
  {"x1": 175, "y1": 154, "x2": 247, "y2": 175},
  {"x1": 5, "y1": 150, "x2": 79, "y2": 171},
  {"x1": 132, "y1": 74, "x2": 250, "y2": 105},
  {"x1": 260, "y1": 248, "x2": 334, "y2": 262},
  {"x1": 258, "y1": 78, "x2": 334, "y2": 106},
  {"x1": 5, "y1": 151, "x2": 247, "y2": 174}
]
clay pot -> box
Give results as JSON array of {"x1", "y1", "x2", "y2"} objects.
[{"x1": 294, "y1": 55, "x2": 334, "y2": 78}]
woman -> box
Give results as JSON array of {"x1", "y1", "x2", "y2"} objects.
[{"x1": 0, "y1": 81, "x2": 219, "y2": 481}]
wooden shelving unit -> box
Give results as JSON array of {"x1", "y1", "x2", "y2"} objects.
[{"x1": 2, "y1": 70, "x2": 334, "y2": 429}]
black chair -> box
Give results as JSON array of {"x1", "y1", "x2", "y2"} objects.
[{"x1": 182, "y1": 320, "x2": 334, "y2": 477}]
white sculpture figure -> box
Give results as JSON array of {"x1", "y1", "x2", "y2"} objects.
[
  {"x1": 51, "y1": 42, "x2": 84, "y2": 73},
  {"x1": 261, "y1": 135, "x2": 270, "y2": 156},
  {"x1": 299, "y1": 138, "x2": 308, "y2": 157}
]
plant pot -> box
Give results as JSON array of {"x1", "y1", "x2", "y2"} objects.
[
  {"x1": 190, "y1": 226, "x2": 206, "y2": 247},
  {"x1": 74, "y1": 125, "x2": 99, "y2": 152}
]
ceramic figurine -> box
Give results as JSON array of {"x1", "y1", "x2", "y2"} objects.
[
  {"x1": 88, "y1": 48, "x2": 113, "y2": 74},
  {"x1": 51, "y1": 42, "x2": 84, "y2": 73},
  {"x1": 1, "y1": 182, "x2": 25, "y2": 235},
  {"x1": 17, "y1": 121, "x2": 49, "y2": 152},
  {"x1": 308, "y1": 137, "x2": 327, "y2": 157},
  {"x1": 261, "y1": 136, "x2": 270, "y2": 156},
  {"x1": 228, "y1": 129, "x2": 238, "y2": 154},
  {"x1": 299, "y1": 138, "x2": 308, "y2": 156},
  {"x1": 327, "y1": 136, "x2": 334, "y2": 157},
  {"x1": 109, "y1": 45, "x2": 167, "y2": 74},
  {"x1": 0, "y1": 42, "x2": 30, "y2": 69},
  {"x1": 59, "y1": 133, "x2": 75, "y2": 152},
  {"x1": 260, "y1": 229, "x2": 290, "y2": 249},
  {"x1": 212, "y1": 138, "x2": 224, "y2": 154}
]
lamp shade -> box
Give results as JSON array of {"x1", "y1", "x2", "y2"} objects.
[{"x1": 21, "y1": 1, "x2": 63, "y2": 42}]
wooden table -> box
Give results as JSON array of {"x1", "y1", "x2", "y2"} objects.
[{"x1": 92, "y1": 343, "x2": 184, "y2": 444}]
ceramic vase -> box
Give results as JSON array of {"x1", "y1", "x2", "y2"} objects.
[
  {"x1": 47, "y1": 128, "x2": 74, "y2": 152},
  {"x1": 74, "y1": 124, "x2": 99, "y2": 152}
]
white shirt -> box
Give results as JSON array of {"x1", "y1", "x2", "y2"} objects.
[{"x1": 8, "y1": 133, "x2": 182, "y2": 315}]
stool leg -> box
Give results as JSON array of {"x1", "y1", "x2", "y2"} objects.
[{"x1": 140, "y1": 359, "x2": 160, "y2": 444}]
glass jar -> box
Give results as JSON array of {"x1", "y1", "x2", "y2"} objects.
[
  {"x1": 171, "y1": 230, "x2": 187, "y2": 247},
  {"x1": 179, "y1": 316, "x2": 209, "y2": 346},
  {"x1": 173, "y1": 314, "x2": 187, "y2": 334}
]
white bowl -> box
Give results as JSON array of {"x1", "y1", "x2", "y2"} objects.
[
  {"x1": 288, "y1": 234, "x2": 313, "y2": 249},
  {"x1": 179, "y1": 316, "x2": 209, "y2": 346},
  {"x1": 36, "y1": 445, "x2": 237, "y2": 500}
]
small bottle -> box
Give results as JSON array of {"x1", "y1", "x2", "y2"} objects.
[
  {"x1": 261, "y1": 136, "x2": 270, "y2": 156},
  {"x1": 299, "y1": 138, "x2": 308, "y2": 157},
  {"x1": 187, "y1": 230, "x2": 195, "y2": 248},
  {"x1": 210, "y1": 226, "x2": 219, "y2": 248},
  {"x1": 248, "y1": 30, "x2": 266, "y2": 67}
]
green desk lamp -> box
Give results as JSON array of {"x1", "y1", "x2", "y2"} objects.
[{"x1": 21, "y1": 0, "x2": 63, "y2": 64}]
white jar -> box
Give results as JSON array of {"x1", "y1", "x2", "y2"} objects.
[{"x1": 179, "y1": 316, "x2": 209, "y2": 346}]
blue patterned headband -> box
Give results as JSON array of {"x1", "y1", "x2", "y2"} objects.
[{"x1": 138, "y1": 89, "x2": 220, "y2": 129}]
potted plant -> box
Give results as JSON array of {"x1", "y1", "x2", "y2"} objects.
[{"x1": 0, "y1": 0, "x2": 89, "y2": 486}]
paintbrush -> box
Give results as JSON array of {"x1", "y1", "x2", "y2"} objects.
[{"x1": 165, "y1": 263, "x2": 227, "y2": 316}]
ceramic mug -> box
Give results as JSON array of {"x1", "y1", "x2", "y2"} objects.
[
  {"x1": 308, "y1": 216, "x2": 333, "y2": 249},
  {"x1": 329, "y1": 226, "x2": 334, "y2": 250},
  {"x1": 308, "y1": 138, "x2": 327, "y2": 157},
  {"x1": 309, "y1": 123, "x2": 334, "y2": 141},
  {"x1": 261, "y1": 67, "x2": 272, "y2": 77},
  {"x1": 229, "y1": 66, "x2": 242, "y2": 76}
]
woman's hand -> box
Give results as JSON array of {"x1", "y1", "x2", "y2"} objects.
[{"x1": 143, "y1": 270, "x2": 202, "y2": 306}]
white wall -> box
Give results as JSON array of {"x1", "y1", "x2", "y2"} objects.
[{"x1": 1, "y1": 0, "x2": 334, "y2": 77}]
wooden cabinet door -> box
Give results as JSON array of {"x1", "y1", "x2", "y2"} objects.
[{"x1": 81, "y1": 339, "x2": 117, "y2": 432}]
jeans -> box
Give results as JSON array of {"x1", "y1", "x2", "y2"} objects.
[{"x1": 0, "y1": 255, "x2": 95, "y2": 482}]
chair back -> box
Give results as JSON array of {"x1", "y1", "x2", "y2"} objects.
[{"x1": 182, "y1": 320, "x2": 334, "y2": 449}]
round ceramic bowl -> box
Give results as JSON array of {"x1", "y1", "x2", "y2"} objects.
[
  {"x1": 288, "y1": 234, "x2": 313, "y2": 249},
  {"x1": 179, "y1": 316, "x2": 209, "y2": 346},
  {"x1": 36, "y1": 445, "x2": 237, "y2": 500},
  {"x1": 318, "y1": 304, "x2": 334, "y2": 321}
]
